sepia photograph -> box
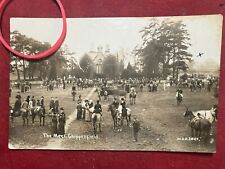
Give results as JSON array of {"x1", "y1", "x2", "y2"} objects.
[{"x1": 9, "y1": 15, "x2": 222, "y2": 152}]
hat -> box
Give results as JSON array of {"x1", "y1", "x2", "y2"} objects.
[{"x1": 16, "y1": 95, "x2": 21, "y2": 99}]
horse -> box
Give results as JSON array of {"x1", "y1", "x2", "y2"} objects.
[
  {"x1": 184, "y1": 107, "x2": 216, "y2": 142},
  {"x1": 108, "y1": 104, "x2": 119, "y2": 129},
  {"x1": 103, "y1": 90, "x2": 108, "y2": 100},
  {"x1": 20, "y1": 108, "x2": 29, "y2": 127},
  {"x1": 129, "y1": 91, "x2": 137, "y2": 105},
  {"x1": 9, "y1": 106, "x2": 22, "y2": 124},
  {"x1": 33, "y1": 106, "x2": 45, "y2": 126},
  {"x1": 91, "y1": 113, "x2": 102, "y2": 136},
  {"x1": 118, "y1": 105, "x2": 131, "y2": 127}
]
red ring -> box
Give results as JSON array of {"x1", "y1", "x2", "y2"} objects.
[{"x1": 0, "y1": 0, "x2": 67, "y2": 60}]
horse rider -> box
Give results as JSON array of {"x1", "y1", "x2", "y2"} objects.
[
  {"x1": 112, "y1": 97, "x2": 119, "y2": 109},
  {"x1": 26, "y1": 95, "x2": 30, "y2": 103},
  {"x1": 176, "y1": 87, "x2": 183, "y2": 100},
  {"x1": 49, "y1": 97, "x2": 55, "y2": 112},
  {"x1": 21, "y1": 98, "x2": 29, "y2": 113},
  {"x1": 28, "y1": 97, "x2": 34, "y2": 116},
  {"x1": 72, "y1": 83, "x2": 76, "y2": 101},
  {"x1": 94, "y1": 100, "x2": 103, "y2": 116},
  {"x1": 13, "y1": 94, "x2": 22, "y2": 115},
  {"x1": 120, "y1": 97, "x2": 126, "y2": 109},
  {"x1": 54, "y1": 97, "x2": 59, "y2": 113},
  {"x1": 36, "y1": 100, "x2": 41, "y2": 107},
  {"x1": 77, "y1": 95, "x2": 82, "y2": 104},
  {"x1": 32, "y1": 96, "x2": 36, "y2": 107},
  {"x1": 40, "y1": 96, "x2": 44, "y2": 107}
]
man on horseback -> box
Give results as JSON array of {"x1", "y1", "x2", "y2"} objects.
[
  {"x1": 121, "y1": 97, "x2": 126, "y2": 109},
  {"x1": 54, "y1": 97, "x2": 59, "y2": 113},
  {"x1": 176, "y1": 87, "x2": 183, "y2": 105},
  {"x1": 49, "y1": 97, "x2": 55, "y2": 112},
  {"x1": 77, "y1": 95, "x2": 82, "y2": 104},
  {"x1": 40, "y1": 96, "x2": 44, "y2": 107},
  {"x1": 112, "y1": 97, "x2": 119, "y2": 109},
  {"x1": 94, "y1": 100, "x2": 102, "y2": 116},
  {"x1": 71, "y1": 83, "x2": 76, "y2": 101}
]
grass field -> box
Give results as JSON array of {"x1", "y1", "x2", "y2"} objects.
[{"x1": 9, "y1": 84, "x2": 217, "y2": 152}]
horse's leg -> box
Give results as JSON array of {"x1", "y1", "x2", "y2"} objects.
[
  {"x1": 121, "y1": 117, "x2": 124, "y2": 126},
  {"x1": 23, "y1": 117, "x2": 25, "y2": 127},
  {"x1": 99, "y1": 123, "x2": 101, "y2": 132},
  {"x1": 113, "y1": 118, "x2": 116, "y2": 129},
  {"x1": 39, "y1": 116, "x2": 42, "y2": 126},
  {"x1": 94, "y1": 124, "x2": 97, "y2": 136},
  {"x1": 26, "y1": 117, "x2": 29, "y2": 126},
  {"x1": 126, "y1": 116, "x2": 129, "y2": 126},
  {"x1": 43, "y1": 117, "x2": 45, "y2": 126},
  {"x1": 191, "y1": 128, "x2": 194, "y2": 137}
]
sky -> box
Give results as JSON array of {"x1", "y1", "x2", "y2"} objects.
[{"x1": 10, "y1": 15, "x2": 223, "y2": 72}]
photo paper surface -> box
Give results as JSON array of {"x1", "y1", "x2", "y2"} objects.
[{"x1": 9, "y1": 15, "x2": 222, "y2": 152}]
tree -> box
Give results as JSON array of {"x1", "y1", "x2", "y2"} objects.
[
  {"x1": 121, "y1": 63, "x2": 137, "y2": 79},
  {"x1": 10, "y1": 31, "x2": 67, "y2": 81},
  {"x1": 79, "y1": 54, "x2": 94, "y2": 78},
  {"x1": 136, "y1": 19, "x2": 192, "y2": 79},
  {"x1": 103, "y1": 54, "x2": 118, "y2": 79}
]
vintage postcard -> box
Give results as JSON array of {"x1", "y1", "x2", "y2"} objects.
[{"x1": 9, "y1": 15, "x2": 222, "y2": 152}]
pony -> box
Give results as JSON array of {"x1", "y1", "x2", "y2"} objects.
[
  {"x1": 33, "y1": 106, "x2": 45, "y2": 126},
  {"x1": 108, "y1": 104, "x2": 119, "y2": 129},
  {"x1": 118, "y1": 105, "x2": 131, "y2": 127},
  {"x1": 91, "y1": 113, "x2": 102, "y2": 136},
  {"x1": 184, "y1": 107, "x2": 217, "y2": 142},
  {"x1": 9, "y1": 106, "x2": 21, "y2": 124},
  {"x1": 129, "y1": 91, "x2": 137, "y2": 105},
  {"x1": 20, "y1": 108, "x2": 29, "y2": 127}
]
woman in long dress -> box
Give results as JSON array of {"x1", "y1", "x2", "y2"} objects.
[
  {"x1": 84, "y1": 100, "x2": 91, "y2": 122},
  {"x1": 58, "y1": 108, "x2": 66, "y2": 135},
  {"x1": 51, "y1": 113, "x2": 58, "y2": 137}
]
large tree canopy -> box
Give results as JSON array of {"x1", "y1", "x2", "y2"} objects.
[
  {"x1": 10, "y1": 31, "x2": 67, "y2": 81},
  {"x1": 79, "y1": 53, "x2": 94, "y2": 78},
  {"x1": 136, "y1": 19, "x2": 192, "y2": 79}
]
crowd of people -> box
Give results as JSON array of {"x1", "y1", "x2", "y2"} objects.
[{"x1": 10, "y1": 73, "x2": 219, "y2": 142}]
